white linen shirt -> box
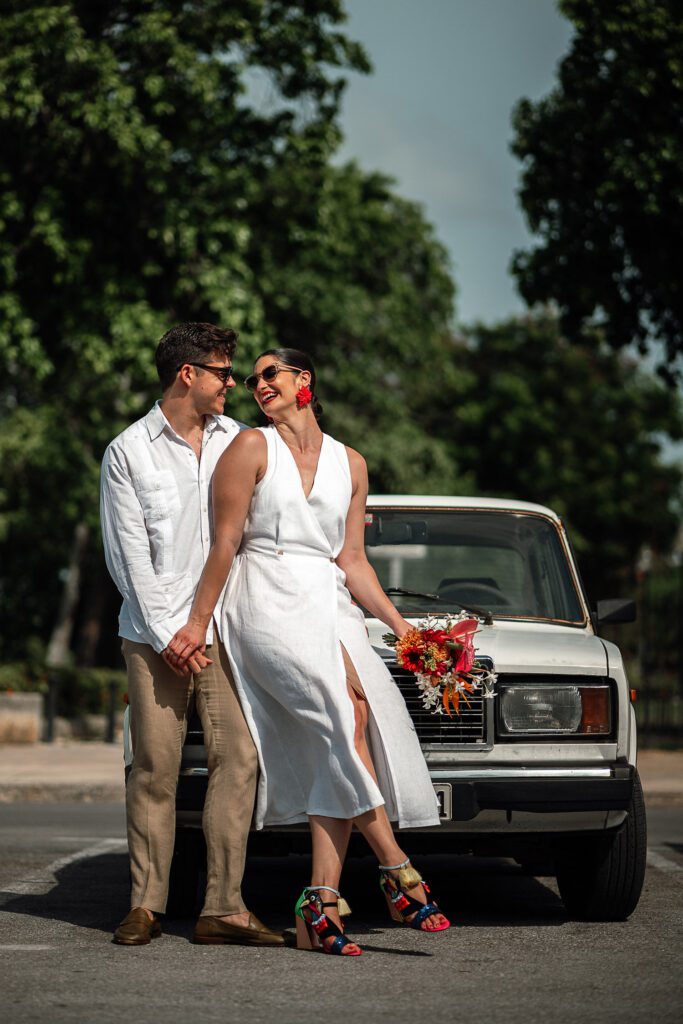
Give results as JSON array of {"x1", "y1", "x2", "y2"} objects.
[{"x1": 100, "y1": 401, "x2": 242, "y2": 653}]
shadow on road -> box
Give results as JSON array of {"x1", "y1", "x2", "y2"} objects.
[{"x1": 0, "y1": 848, "x2": 567, "y2": 940}]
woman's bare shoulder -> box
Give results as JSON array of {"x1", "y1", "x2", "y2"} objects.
[
  {"x1": 344, "y1": 446, "x2": 369, "y2": 491},
  {"x1": 344, "y1": 445, "x2": 368, "y2": 472},
  {"x1": 230, "y1": 427, "x2": 267, "y2": 452},
  {"x1": 215, "y1": 427, "x2": 267, "y2": 472}
]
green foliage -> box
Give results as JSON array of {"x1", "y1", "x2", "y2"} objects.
[
  {"x1": 0, "y1": 405, "x2": 101, "y2": 648},
  {"x1": 411, "y1": 313, "x2": 683, "y2": 594},
  {"x1": 0, "y1": 0, "x2": 369, "y2": 426},
  {"x1": 0, "y1": 660, "x2": 127, "y2": 718},
  {"x1": 0, "y1": 661, "x2": 48, "y2": 695},
  {"x1": 49, "y1": 666, "x2": 128, "y2": 718},
  {"x1": 511, "y1": 0, "x2": 683, "y2": 378}
]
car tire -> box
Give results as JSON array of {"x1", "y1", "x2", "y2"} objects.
[
  {"x1": 166, "y1": 830, "x2": 205, "y2": 918},
  {"x1": 554, "y1": 770, "x2": 647, "y2": 921}
]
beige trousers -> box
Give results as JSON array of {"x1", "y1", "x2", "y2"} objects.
[{"x1": 122, "y1": 636, "x2": 258, "y2": 916}]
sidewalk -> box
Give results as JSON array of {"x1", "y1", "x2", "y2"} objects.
[
  {"x1": 0, "y1": 742, "x2": 680, "y2": 805},
  {"x1": 0, "y1": 741, "x2": 125, "y2": 802},
  {"x1": 636, "y1": 749, "x2": 683, "y2": 806}
]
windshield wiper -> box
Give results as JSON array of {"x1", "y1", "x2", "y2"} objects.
[{"x1": 383, "y1": 588, "x2": 493, "y2": 625}]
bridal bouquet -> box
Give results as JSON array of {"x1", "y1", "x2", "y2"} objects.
[{"x1": 383, "y1": 613, "x2": 497, "y2": 716}]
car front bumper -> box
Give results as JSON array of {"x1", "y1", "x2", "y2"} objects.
[
  {"x1": 175, "y1": 759, "x2": 635, "y2": 835},
  {"x1": 426, "y1": 763, "x2": 634, "y2": 832}
]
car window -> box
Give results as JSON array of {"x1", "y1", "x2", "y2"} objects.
[{"x1": 364, "y1": 509, "x2": 584, "y2": 623}]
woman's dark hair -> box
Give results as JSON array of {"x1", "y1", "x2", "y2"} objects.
[
  {"x1": 256, "y1": 347, "x2": 324, "y2": 421},
  {"x1": 155, "y1": 322, "x2": 238, "y2": 390}
]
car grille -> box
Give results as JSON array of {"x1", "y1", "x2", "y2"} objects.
[{"x1": 389, "y1": 662, "x2": 490, "y2": 746}]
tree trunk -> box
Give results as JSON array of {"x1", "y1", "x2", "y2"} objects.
[
  {"x1": 75, "y1": 557, "x2": 117, "y2": 666},
  {"x1": 46, "y1": 521, "x2": 90, "y2": 668}
]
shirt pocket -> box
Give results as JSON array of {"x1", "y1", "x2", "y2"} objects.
[{"x1": 136, "y1": 470, "x2": 182, "y2": 523}]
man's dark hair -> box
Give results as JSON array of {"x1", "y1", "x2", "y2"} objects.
[{"x1": 155, "y1": 322, "x2": 238, "y2": 390}]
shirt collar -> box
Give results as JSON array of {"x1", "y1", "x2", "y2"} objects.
[
  {"x1": 144, "y1": 402, "x2": 232, "y2": 440},
  {"x1": 144, "y1": 402, "x2": 168, "y2": 441},
  {"x1": 205, "y1": 414, "x2": 231, "y2": 434}
]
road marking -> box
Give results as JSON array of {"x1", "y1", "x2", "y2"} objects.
[
  {"x1": 0, "y1": 945, "x2": 54, "y2": 951},
  {"x1": 2, "y1": 838, "x2": 127, "y2": 896},
  {"x1": 647, "y1": 847, "x2": 683, "y2": 873},
  {"x1": 52, "y1": 836, "x2": 121, "y2": 843}
]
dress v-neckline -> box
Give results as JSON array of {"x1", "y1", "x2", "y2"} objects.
[{"x1": 275, "y1": 428, "x2": 326, "y2": 502}]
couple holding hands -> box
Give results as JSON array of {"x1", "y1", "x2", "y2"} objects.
[{"x1": 101, "y1": 321, "x2": 449, "y2": 957}]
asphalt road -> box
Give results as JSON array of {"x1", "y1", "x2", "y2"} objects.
[{"x1": 0, "y1": 803, "x2": 682, "y2": 1024}]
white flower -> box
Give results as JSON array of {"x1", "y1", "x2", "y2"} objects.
[
  {"x1": 420, "y1": 684, "x2": 443, "y2": 712},
  {"x1": 479, "y1": 670, "x2": 498, "y2": 698}
]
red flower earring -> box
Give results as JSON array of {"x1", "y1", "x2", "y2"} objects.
[{"x1": 296, "y1": 384, "x2": 313, "y2": 409}]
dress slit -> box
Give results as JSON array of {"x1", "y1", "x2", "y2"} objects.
[{"x1": 341, "y1": 643, "x2": 367, "y2": 701}]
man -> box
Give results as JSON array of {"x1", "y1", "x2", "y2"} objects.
[{"x1": 101, "y1": 322, "x2": 283, "y2": 947}]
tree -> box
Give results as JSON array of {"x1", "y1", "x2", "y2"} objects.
[
  {"x1": 411, "y1": 313, "x2": 683, "y2": 595},
  {"x1": 0, "y1": 2, "x2": 459, "y2": 664},
  {"x1": 0, "y1": 0, "x2": 367, "y2": 662},
  {"x1": 511, "y1": 0, "x2": 683, "y2": 379}
]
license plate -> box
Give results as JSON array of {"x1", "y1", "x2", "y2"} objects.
[{"x1": 433, "y1": 783, "x2": 452, "y2": 820}]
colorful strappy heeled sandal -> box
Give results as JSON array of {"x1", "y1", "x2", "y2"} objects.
[
  {"x1": 294, "y1": 886, "x2": 361, "y2": 956},
  {"x1": 379, "y1": 858, "x2": 451, "y2": 932}
]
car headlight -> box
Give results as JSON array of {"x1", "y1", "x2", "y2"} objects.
[{"x1": 498, "y1": 682, "x2": 611, "y2": 736}]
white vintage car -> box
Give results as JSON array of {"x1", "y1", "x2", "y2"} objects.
[
  {"x1": 127, "y1": 494, "x2": 646, "y2": 921},
  {"x1": 362, "y1": 495, "x2": 644, "y2": 921}
]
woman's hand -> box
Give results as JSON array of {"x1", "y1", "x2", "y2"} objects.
[
  {"x1": 394, "y1": 617, "x2": 413, "y2": 640},
  {"x1": 163, "y1": 622, "x2": 211, "y2": 676}
]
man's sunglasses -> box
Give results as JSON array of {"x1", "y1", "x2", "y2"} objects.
[
  {"x1": 177, "y1": 362, "x2": 234, "y2": 384},
  {"x1": 244, "y1": 363, "x2": 301, "y2": 393}
]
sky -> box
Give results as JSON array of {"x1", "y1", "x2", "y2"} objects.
[{"x1": 335, "y1": 0, "x2": 574, "y2": 326}]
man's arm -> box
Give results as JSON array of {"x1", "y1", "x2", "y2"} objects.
[{"x1": 100, "y1": 443, "x2": 180, "y2": 654}]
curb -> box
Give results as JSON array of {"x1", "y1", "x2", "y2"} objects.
[
  {"x1": 0, "y1": 784, "x2": 125, "y2": 803},
  {"x1": 643, "y1": 792, "x2": 683, "y2": 808}
]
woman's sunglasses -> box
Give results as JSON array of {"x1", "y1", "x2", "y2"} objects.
[{"x1": 244, "y1": 363, "x2": 301, "y2": 392}]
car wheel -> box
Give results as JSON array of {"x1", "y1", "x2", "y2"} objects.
[
  {"x1": 554, "y1": 770, "x2": 647, "y2": 921},
  {"x1": 166, "y1": 830, "x2": 205, "y2": 918}
]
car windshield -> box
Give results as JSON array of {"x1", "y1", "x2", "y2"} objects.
[{"x1": 364, "y1": 508, "x2": 585, "y2": 624}]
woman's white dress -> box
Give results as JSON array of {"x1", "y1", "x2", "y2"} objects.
[{"x1": 221, "y1": 426, "x2": 440, "y2": 830}]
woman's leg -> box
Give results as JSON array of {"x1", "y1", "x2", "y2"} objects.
[
  {"x1": 307, "y1": 814, "x2": 360, "y2": 953},
  {"x1": 342, "y1": 646, "x2": 448, "y2": 932},
  {"x1": 354, "y1": 805, "x2": 448, "y2": 932},
  {"x1": 309, "y1": 814, "x2": 352, "y2": 895}
]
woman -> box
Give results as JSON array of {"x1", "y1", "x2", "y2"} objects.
[{"x1": 167, "y1": 349, "x2": 449, "y2": 955}]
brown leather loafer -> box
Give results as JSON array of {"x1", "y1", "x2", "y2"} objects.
[
  {"x1": 193, "y1": 913, "x2": 287, "y2": 947},
  {"x1": 113, "y1": 908, "x2": 162, "y2": 945}
]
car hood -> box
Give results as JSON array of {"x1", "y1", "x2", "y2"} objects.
[{"x1": 369, "y1": 621, "x2": 608, "y2": 676}]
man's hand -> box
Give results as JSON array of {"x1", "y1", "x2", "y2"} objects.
[
  {"x1": 161, "y1": 646, "x2": 211, "y2": 677},
  {"x1": 163, "y1": 622, "x2": 212, "y2": 676}
]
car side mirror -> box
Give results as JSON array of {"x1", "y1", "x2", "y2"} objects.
[{"x1": 596, "y1": 598, "x2": 637, "y2": 625}]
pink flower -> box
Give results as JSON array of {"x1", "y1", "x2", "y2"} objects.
[{"x1": 454, "y1": 634, "x2": 475, "y2": 673}]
